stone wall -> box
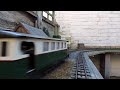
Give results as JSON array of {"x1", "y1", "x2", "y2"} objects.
[{"x1": 0, "y1": 11, "x2": 35, "y2": 30}]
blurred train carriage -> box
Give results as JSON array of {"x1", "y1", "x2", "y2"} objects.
[{"x1": 0, "y1": 23, "x2": 68, "y2": 79}]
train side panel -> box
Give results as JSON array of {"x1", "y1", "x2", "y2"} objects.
[
  {"x1": 0, "y1": 38, "x2": 68, "y2": 79},
  {"x1": 35, "y1": 49, "x2": 68, "y2": 71}
]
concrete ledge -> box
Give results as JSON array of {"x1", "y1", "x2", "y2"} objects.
[
  {"x1": 87, "y1": 50, "x2": 120, "y2": 56},
  {"x1": 83, "y1": 52, "x2": 103, "y2": 79}
]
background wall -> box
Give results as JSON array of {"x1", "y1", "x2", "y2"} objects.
[{"x1": 55, "y1": 11, "x2": 120, "y2": 49}]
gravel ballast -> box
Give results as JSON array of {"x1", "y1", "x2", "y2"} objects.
[
  {"x1": 41, "y1": 51, "x2": 79, "y2": 79},
  {"x1": 42, "y1": 59, "x2": 75, "y2": 79}
]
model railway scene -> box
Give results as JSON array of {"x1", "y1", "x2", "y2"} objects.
[{"x1": 1, "y1": 11, "x2": 120, "y2": 79}]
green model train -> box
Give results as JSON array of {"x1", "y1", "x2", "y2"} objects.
[{"x1": 0, "y1": 26, "x2": 68, "y2": 79}]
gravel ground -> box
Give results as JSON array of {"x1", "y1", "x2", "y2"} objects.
[
  {"x1": 41, "y1": 51, "x2": 79, "y2": 79},
  {"x1": 42, "y1": 59, "x2": 75, "y2": 79}
]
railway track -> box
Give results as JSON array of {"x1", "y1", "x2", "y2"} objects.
[{"x1": 71, "y1": 51, "x2": 92, "y2": 79}]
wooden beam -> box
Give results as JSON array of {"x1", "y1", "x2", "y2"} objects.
[
  {"x1": 100, "y1": 54, "x2": 105, "y2": 78},
  {"x1": 26, "y1": 11, "x2": 37, "y2": 17},
  {"x1": 100, "y1": 53, "x2": 111, "y2": 79}
]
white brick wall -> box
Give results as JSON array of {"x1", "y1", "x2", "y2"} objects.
[{"x1": 55, "y1": 11, "x2": 120, "y2": 48}]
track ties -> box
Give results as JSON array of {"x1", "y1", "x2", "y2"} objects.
[{"x1": 71, "y1": 52, "x2": 91, "y2": 79}]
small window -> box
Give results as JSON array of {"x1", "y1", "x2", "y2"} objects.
[
  {"x1": 49, "y1": 11, "x2": 53, "y2": 15},
  {"x1": 43, "y1": 42, "x2": 49, "y2": 51},
  {"x1": 49, "y1": 15, "x2": 52, "y2": 21},
  {"x1": 61, "y1": 42, "x2": 63, "y2": 48},
  {"x1": 43, "y1": 11, "x2": 47, "y2": 18},
  {"x1": 1, "y1": 42, "x2": 7, "y2": 56},
  {"x1": 42, "y1": 11, "x2": 54, "y2": 22},
  {"x1": 57, "y1": 42, "x2": 60, "y2": 49},
  {"x1": 51, "y1": 42, "x2": 55, "y2": 50}
]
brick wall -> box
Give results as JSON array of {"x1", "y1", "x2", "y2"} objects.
[{"x1": 55, "y1": 11, "x2": 120, "y2": 49}]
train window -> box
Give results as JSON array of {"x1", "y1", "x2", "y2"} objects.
[
  {"x1": 64, "y1": 42, "x2": 66, "y2": 48},
  {"x1": 57, "y1": 42, "x2": 60, "y2": 49},
  {"x1": 51, "y1": 42, "x2": 55, "y2": 50},
  {"x1": 43, "y1": 42, "x2": 49, "y2": 51},
  {"x1": 21, "y1": 41, "x2": 35, "y2": 54},
  {"x1": 1, "y1": 42, "x2": 7, "y2": 56},
  {"x1": 61, "y1": 42, "x2": 63, "y2": 48}
]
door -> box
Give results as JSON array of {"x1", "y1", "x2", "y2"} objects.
[
  {"x1": 21, "y1": 41, "x2": 35, "y2": 73},
  {"x1": 28, "y1": 49, "x2": 35, "y2": 71}
]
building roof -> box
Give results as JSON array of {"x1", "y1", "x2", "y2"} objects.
[
  {"x1": 0, "y1": 27, "x2": 13, "y2": 31},
  {"x1": 15, "y1": 22, "x2": 48, "y2": 38}
]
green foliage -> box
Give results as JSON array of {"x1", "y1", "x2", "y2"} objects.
[
  {"x1": 43, "y1": 27, "x2": 50, "y2": 37},
  {"x1": 53, "y1": 35, "x2": 61, "y2": 39}
]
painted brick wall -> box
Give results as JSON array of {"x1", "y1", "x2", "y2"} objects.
[{"x1": 55, "y1": 11, "x2": 120, "y2": 49}]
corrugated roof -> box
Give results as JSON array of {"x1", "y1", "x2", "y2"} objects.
[
  {"x1": 16, "y1": 22, "x2": 48, "y2": 38},
  {"x1": 0, "y1": 27, "x2": 13, "y2": 31}
]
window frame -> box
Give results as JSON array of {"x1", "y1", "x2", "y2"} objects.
[
  {"x1": 42, "y1": 11, "x2": 55, "y2": 22},
  {"x1": 1, "y1": 42, "x2": 7, "y2": 57},
  {"x1": 64, "y1": 42, "x2": 66, "y2": 48},
  {"x1": 57, "y1": 42, "x2": 60, "y2": 49},
  {"x1": 43, "y1": 42, "x2": 49, "y2": 52},
  {"x1": 61, "y1": 42, "x2": 63, "y2": 49},
  {"x1": 51, "y1": 42, "x2": 55, "y2": 50}
]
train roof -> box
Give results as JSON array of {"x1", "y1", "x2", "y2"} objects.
[{"x1": 0, "y1": 29, "x2": 67, "y2": 41}]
